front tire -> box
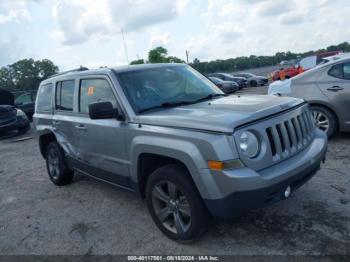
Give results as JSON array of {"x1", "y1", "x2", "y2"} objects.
[
  {"x1": 146, "y1": 164, "x2": 209, "y2": 242},
  {"x1": 311, "y1": 105, "x2": 337, "y2": 138},
  {"x1": 46, "y1": 142, "x2": 74, "y2": 186}
]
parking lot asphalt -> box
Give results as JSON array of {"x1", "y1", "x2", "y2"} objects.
[{"x1": 0, "y1": 86, "x2": 349, "y2": 256}]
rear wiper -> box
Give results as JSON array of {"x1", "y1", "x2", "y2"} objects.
[
  {"x1": 138, "y1": 101, "x2": 192, "y2": 113},
  {"x1": 192, "y1": 93, "x2": 227, "y2": 103}
]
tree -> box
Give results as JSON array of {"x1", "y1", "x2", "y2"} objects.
[
  {"x1": 190, "y1": 41, "x2": 350, "y2": 74},
  {"x1": 0, "y1": 58, "x2": 58, "y2": 92},
  {"x1": 147, "y1": 46, "x2": 184, "y2": 64},
  {"x1": 130, "y1": 59, "x2": 145, "y2": 65},
  {"x1": 148, "y1": 46, "x2": 168, "y2": 63},
  {"x1": 167, "y1": 56, "x2": 185, "y2": 63}
]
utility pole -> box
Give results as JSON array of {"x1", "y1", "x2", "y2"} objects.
[
  {"x1": 121, "y1": 28, "x2": 129, "y2": 64},
  {"x1": 186, "y1": 50, "x2": 189, "y2": 64}
]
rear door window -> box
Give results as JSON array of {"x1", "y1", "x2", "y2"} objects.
[
  {"x1": 79, "y1": 78, "x2": 117, "y2": 114},
  {"x1": 36, "y1": 83, "x2": 53, "y2": 112},
  {"x1": 56, "y1": 80, "x2": 75, "y2": 111}
]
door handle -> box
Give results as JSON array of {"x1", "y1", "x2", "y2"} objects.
[
  {"x1": 327, "y1": 86, "x2": 344, "y2": 92},
  {"x1": 53, "y1": 120, "x2": 60, "y2": 125},
  {"x1": 75, "y1": 124, "x2": 87, "y2": 130}
]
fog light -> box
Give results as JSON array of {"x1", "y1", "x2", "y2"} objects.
[{"x1": 284, "y1": 186, "x2": 291, "y2": 198}]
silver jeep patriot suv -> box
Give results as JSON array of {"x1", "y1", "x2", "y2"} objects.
[{"x1": 34, "y1": 64, "x2": 327, "y2": 242}]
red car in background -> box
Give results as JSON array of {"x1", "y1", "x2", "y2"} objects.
[{"x1": 272, "y1": 51, "x2": 340, "y2": 81}]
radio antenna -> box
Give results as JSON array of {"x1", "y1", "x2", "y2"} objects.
[{"x1": 121, "y1": 28, "x2": 129, "y2": 64}]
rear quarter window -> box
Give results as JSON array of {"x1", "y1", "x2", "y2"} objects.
[{"x1": 36, "y1": 83, "x2": 53, "y2": 112}]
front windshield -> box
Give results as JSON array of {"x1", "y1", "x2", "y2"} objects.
[{"x1": 116, "y1": 65, "x2": 223, "y2": 113}]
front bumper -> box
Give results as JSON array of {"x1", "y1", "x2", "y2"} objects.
[
  {"x1": 203, "y1": 129, "x2": 327, "y2": 218},
  {"x1": 0, "y1": 116, "x2": 30, "y2": 134}
]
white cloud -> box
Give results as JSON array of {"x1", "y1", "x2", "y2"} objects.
[
  {"x1": 52, "y1": 0, "x2": 112, "y2": 45},
  {"x1": 213, "y1": 23, "x2": 242, "y2": 43},
  {"x1": 0, "y1": 0, "x2": 31, "y2": 24},
  {"x1": 1, "y1": 0, "x2": 349, "y2": 69},
  {"x1": 0, "y1": 37, "x2": 25, "y2": 65},
  {"x1": 149, "y1": 32, "x2": 171, "y2": 49},
  {"x1": 254, "y1": 0, "x2": 292, "y2": 17},
  {"x1": 52, "y1": 0, "x2": 185, "y2": 46},
  {"x1": 181, "y1": 0, "x2": 350, "y2": 62}
]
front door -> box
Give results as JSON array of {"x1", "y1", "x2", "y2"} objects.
[
  {"x1": 74, "y1": 77, "x2": 130, "y2": 187},
  {"x1": 317, "y1": 61, "x2": 350, "y2": 131}
]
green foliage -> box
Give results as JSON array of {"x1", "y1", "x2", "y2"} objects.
[
  {"x1": 148, "y1": 46, "x2": 169, "y2": 63},
  {"x1": 191, "y1": 41, "x2": 350, "y2": 74},
  {"x1": 0, "y1": 58, "x2": 59, "y2": 92},
  {"x1": 167, "y1": 56, "x2": 185, "y2": 63},
  {"x1": 130, "y1": 59, "x2": 145, "y2": 65},
  {"x1": 147, "y1": 46, "x2": 184, "y2": 64}
]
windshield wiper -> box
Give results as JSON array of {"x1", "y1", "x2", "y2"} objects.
[
  {"x1": 192, "y1": 93, "x2": 227, "y2": 103},
  {"x1": 138, "y1": 101, "x2": 192, "y2": 113}
]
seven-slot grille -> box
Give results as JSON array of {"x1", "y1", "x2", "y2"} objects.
[{"x1": 266, "y1": 109, "x2": 314, "y2": 161}]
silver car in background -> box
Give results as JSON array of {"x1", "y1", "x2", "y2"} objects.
[
  {"x1": 233, "y1": 72, "x2": 269, "y2": 87},
  {"x1": 268, "y1": 57, "x2": 350, "y2": 137}
]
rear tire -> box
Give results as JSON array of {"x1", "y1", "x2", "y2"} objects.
[
  {"x1": 46, "y1": 142, "x2": 74, "y2": 186},
  {"x1": 310, "y1": 105, "x2": 337, "y2": 138},
  {"x1": 250, "y1": 80, "x2": 257, "y2": 87},
  {"x1": 146, "y1": 164, "x2": 209, "y2": 243}
]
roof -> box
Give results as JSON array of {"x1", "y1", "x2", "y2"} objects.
[{"x1": 41, "y1": 63, "x2": 186, "y2": 85}]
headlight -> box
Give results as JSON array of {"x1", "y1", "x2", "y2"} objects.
[
  {"x1": 239, "y1": 131, "x2": 260, "y2": 158},
  {"x1": 16, "y1": 109, "x2": 27, "y2": 118}
]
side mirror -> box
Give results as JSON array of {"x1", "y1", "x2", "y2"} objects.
[{"x1": 89, "y1": 101, "x2": 120, "y2": 120}]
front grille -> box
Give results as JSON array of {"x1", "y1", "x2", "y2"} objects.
[
  {"x1": 233, "y1": 104, "x2": 315, "y2": 171},
  {"x1": 265, "y1": 109, "x2": 314, "y2": 161}
]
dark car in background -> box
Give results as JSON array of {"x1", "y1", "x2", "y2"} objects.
[
  {"x1": 14, "y1": 92, "x2": 36, "y2": 120},
  {"x1": 207, "y1": 73, "x2": 247, "y2": 89},
  {"x1": 0, "y1": 89, "x2": 30, "y2": 135},
  {"x1": 208, "y1": 77, "x2": 239, "y2": 94}
]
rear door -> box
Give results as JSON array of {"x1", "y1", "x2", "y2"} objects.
[
  {"x1": 52, "y1": 80, "x2": 79, "y2": 158},
  {"x1": 74, "y1": 76, "x2": 130, "y2": 187},
  {"x1": 317, "y1": 61, "x2": 350, "y2": 130}
]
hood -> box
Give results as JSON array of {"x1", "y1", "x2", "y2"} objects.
[
  {"x1": 256, "y1": 76, "x2": 267, "y2": 80},
  {"x1": 134, "y1": 95, "x2": 304, "y2": 133},
  {"x1": 0, "y1": 89, "x2": 14, "y2": 105}
]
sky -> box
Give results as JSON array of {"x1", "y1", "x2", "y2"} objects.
[{"x1": 0, "y1": 0, "x2": 349, "y2": 71}]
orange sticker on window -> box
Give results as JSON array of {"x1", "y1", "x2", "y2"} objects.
[{"x1": 87, "y1": 86, "x2": 95, "y2": 96}]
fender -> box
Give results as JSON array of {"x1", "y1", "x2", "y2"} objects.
[{"x1": 129, "y1": 136, "x2": 221, "y2": 199}]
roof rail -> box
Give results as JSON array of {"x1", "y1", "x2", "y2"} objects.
[{"x1": 48, "y1": 66, "x2": 89, "y2": 79}]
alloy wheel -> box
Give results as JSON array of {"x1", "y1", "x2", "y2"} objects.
[
  {"x1": 47, "y1": 148, "x2": 60, "y2": 179},
  {"x1": 152, "y1": 181, "x2": 191, "y2": 234},
  {"x1": 312, "y1": 110, "x2": 330, "y2": 133}
]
